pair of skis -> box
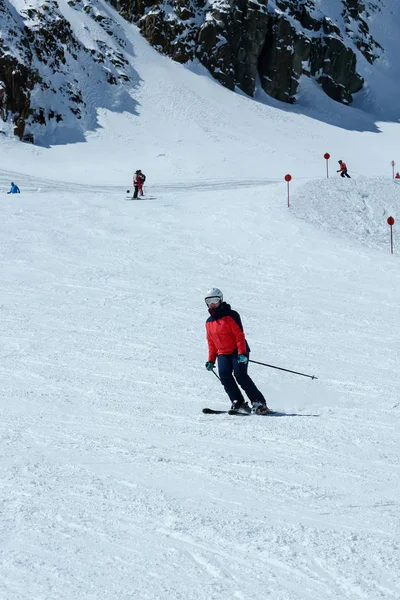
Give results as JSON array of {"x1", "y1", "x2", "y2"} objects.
[
  {"x1": 202, "y1": 407, "x2": 276, "y2": 416},
  {"x1": 126, "y1": 196, "x2": 157, "y2": 200}
]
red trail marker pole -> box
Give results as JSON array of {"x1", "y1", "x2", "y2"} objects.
[
  {"x1": 285, "y1": 174, "x2": 292, "y2": 207},
  {"x1": 387, "y1": 216, "x2": 395, "y2": 254},
  {"x1": 324, "y1": 153, "x2": 330, "y2": 178}
]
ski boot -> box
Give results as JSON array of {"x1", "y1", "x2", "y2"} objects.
[
  {"x1": 230, "y1": 400, "x2": 251, "y2": 414},
  {"x1": 252, "y1": 400, "x2": 274, "y2": 415}
]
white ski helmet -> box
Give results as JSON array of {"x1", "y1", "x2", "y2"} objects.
[{"x1": 205, "y1": 287, "x2": 223, "y2": 302}]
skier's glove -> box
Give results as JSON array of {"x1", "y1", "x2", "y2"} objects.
[
  {"x1": 205, "y1": 361, "x2": 215, "y2": 371},
  {"x1": 237, "y1": 354, "x2": 248, "y2": 365}
]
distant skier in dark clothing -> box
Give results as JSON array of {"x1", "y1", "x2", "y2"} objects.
[
  {"x1": 7, "y1": 182, "x2": 20, "y2": 194},
  {"x1": 133, "y1": 169, "x2": 146, "y2": 198},
  {"x1": 204, "y1": 287, "x2": 272, "y2": 414},
  {"x1": 337, "y1": 160, "x2": 351, "y2": 178}
]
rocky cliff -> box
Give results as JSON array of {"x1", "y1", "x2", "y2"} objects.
[
  {"x1": 0, "y1": 0, "x2": 137, "y2": 143},
  {"x1": 117, "y1": 0, "x2": 382, "y2": 104}
]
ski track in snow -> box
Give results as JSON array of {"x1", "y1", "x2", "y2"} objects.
[{"x1": 1, "y1": 168, "x2": 400, "y2": 599}]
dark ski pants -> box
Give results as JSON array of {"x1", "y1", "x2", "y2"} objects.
[
  {"x1": 340, "y1": 169, "x2": 351, "y2": 178},
  {"x1": 133, "y1": 183, "x2": 144, "y2": 198},
  {"x1": 217, "y1": 353, "x2": 265, "y2": 405}
]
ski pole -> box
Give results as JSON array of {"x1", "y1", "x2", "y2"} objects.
[
  {"x1": 249, "y1": 359, "x2": 317, "y2": 380},
  {"x1": 212, "y1": 368, "x2": 221, "y2": 381}
]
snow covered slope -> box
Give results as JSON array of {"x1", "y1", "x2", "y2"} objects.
[
  {"x1": 1, "y1": 165, "x2": 400, "y2": 600},
  {"x1": 1, "y1": 4, "x2": 400, "y2": 600},
  {"x1": 1, "y1": 16, "x2": 400, "y2": 186},
  {"x1": 1, "y1": 0, "x2": 400, "y2": 144}
]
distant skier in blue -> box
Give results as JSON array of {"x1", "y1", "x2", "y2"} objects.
[{"x1": 7, "y1": 182, "x2": 20, "y2": 194}]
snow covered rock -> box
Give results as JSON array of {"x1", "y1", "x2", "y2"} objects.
[
  {"x1": 0, "y1": 0, "x2": 137, "y2": 144},
  {"x1": 125, "y1": 0, "x2": 381, "y2": 103},
  {"x1": 0, "y1": 0, "x2": 387, "y2": 143}
]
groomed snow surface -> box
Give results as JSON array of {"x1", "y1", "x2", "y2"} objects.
[
  {"x1": 1, "y1": 169, "x2": 400, "y2": 600},
  {"x1": 1, "y1": 7, "x2": 400, "y2": 600}
]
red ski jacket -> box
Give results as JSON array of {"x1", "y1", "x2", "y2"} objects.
[
  {"x1": 206, "y1": 302, "x2": 248, "y2": 362},
  {"x1": 133, "y1": 173, "x2": 146, "y2": 185},
  {"x1": 339, "y1": 162, "x2": 347, "y2": 171}
]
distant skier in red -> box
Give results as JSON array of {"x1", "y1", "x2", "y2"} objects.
[
  {"x1": 337, "y1": 160, "x2": 351, "y2": 178},
  {"x1": 133, "y1": 169, "x2": 146, "y2": 198}
]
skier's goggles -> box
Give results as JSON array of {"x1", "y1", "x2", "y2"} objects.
[{"x1": 205, "y1": 297, "x2": 221, "y2": 306}]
